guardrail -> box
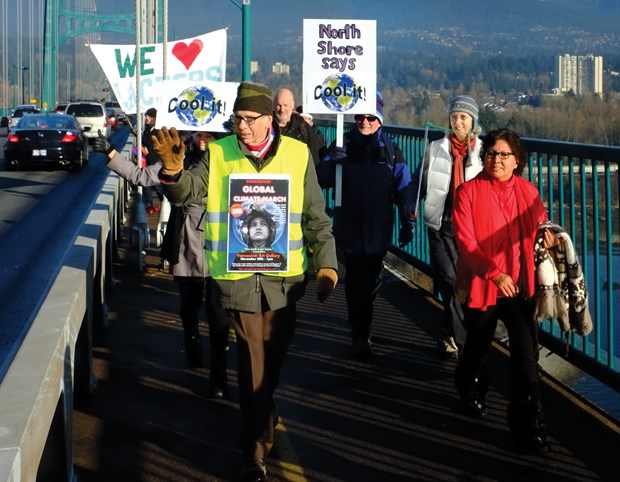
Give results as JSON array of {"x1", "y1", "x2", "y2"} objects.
[
  {"x1": 1, "y1": 122, "x2": 617, "y2": 479},
  {"x1": 0, "y1": 173, "x2": 125, "y2": 481},
  {"x1": 316, "y1": 119, "x2": 620, "y2": 392}
]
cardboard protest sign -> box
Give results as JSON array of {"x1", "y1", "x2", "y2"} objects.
[
  {"x1": 89, "y1": 29, "x2": 227, "y2": 114},
  {"x1": 155, "y1": 80, "x2": 239, "y2": 132},
  {"x1": 302, "y1": 19, "x2": 376, "y2": 115}
]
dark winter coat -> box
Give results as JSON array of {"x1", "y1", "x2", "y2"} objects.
[{"x1": 317, "y1": 127, "x2": 412, "y2": 254}]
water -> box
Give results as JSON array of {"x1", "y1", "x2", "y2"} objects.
[{"x1": 563, "y1": 254, "x2": 620, "y2": 421}]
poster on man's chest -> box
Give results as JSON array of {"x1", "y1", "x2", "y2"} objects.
[{"x1": 228, "y1": 174, "x2": 290, "y2": 272}]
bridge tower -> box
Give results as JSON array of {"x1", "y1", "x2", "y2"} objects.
[{"x1": 42, "y1": 0, "x2": 164, "y2": 111}]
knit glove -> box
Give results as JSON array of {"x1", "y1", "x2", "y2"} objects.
[
  {"x1": 316, "y1": 268, "x2": 338, "y2": 303},
  {"x1": 93, "y1": 130, "x2": 115, "y2": 156},
  {"x1": 327, "y1": 145, "x2": 347, "y2": 161},
  {"x1": 152, "y1": 126, "x2": 185, "y2": 175}
]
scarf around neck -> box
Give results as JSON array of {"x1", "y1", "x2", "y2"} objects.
[
  {"x1": 243, "y1": 128, "x2": 275, "y2": 159},
  {"x1": 450, "y1": 134, "x2": 474, "y2": 192}
]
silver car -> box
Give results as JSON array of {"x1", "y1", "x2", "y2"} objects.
[
  {"x1": 8, "y1": 105, "x2": 40, "y2": 129},
  {"x1": 65, "y1": 101, "x2": 111, "y2": 141}
]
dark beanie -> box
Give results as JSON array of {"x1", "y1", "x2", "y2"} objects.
[
  {"x1": 233, "y1": 81, "x2": 273, "y2": 116},
  {"x1": 145, "y1": 107, "x2": 157, "y2": 118}
]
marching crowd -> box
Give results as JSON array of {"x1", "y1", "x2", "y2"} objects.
[{"x1": 94, "y1": 81, "x2": 570, "y2": 481}]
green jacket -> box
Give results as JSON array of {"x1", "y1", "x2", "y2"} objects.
[{"x1": 160, "y1": 124, "x2": 337, "y2": 312}]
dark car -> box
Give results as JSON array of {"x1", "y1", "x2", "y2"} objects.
[
  {"x1": 53, "y1": 103, "x2": 68, "y2": 114},
  {"x1": 3, "y1": 114, "x2": 89, "y2": 171}
]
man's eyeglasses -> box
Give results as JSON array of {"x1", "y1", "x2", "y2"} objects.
[
  {"x1": 230, "y1": 113, "x2": 265, "y2": 126},
  {"x1": 354, "y1": 114, "x2": 379, "y2": 123},
  {"x1": 485, "y1": 150, "x2": 514, "y2": 160}
]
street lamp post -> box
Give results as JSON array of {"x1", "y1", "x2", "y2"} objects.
[
  {"x1": 12, "y1": 64, "x2": 17, "y2": 108},
  {"x1": 21, "y1": 66, "x2": 29, "y2": 105},
  {"x1": 230, "y1": 0, "x2": 251, "y2": 80}
]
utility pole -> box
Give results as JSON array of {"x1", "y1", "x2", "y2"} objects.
[{"x1": 229, "y1": 0, "x2": 252, "y2": 80}]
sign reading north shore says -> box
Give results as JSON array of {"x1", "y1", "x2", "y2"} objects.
[
  {"x1": 89, "y1": 29, "x2": 227, "y2": 115},
  {"x1": 303, "y1": 19, "x2": 376, "y2": 115},
  {"x1": 155, "y1": 80, "x2": 239, "y2": 133}
]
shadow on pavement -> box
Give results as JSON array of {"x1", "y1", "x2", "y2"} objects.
[{"x1": 73, "y1": 202, "x2": 619, "y2": 481}]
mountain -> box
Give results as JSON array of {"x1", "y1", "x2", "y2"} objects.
[
  {"x1": 99, "y1": 0, "x2": 620, "y2": 58},
  {"x1": 250, "y1": 0, "x2": 620, "y2": 57}
]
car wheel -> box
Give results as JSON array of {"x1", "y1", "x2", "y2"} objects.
[
  {"x1": 4, "y1": 160, "x2": 16, "y2": 171},
  {"x1": 71, "y1": 151, "x2": 84, "y2": 171}
]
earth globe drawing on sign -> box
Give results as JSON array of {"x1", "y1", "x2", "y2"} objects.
[
  {"x1": 175, "y1": 85, "x2": 218, "y2": 127},
  {"x1": 320, "y1": 73, "x2": 359, "y2": 112}
]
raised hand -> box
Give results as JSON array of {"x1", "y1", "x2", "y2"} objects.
[
  {"x1": 152, "y1": 126, "x2": 184, "y2": 175},
  {"x1": 92, "y1": 129, "x2": 115, "y2": 156}
]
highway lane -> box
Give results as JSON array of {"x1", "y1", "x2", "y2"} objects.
[{"x1": 0, "y1": 126, "x2": 130, "y2": 380}]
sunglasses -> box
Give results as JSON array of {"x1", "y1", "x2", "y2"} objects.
[{"x1": 354, "y1": 114, "x2": 379, "y2": 123}]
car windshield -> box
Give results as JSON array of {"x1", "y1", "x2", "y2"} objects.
[
  {"x1": 13, "y1": 108, "x2": 40, "y2": 117},
  {"x1": 18, "y1": 115, "x2": 76, "y2": 130},
  {"x1": 67, "y1": 104, "x2": 103, "y2": 116}
]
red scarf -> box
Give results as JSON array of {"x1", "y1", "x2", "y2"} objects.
[
  {"x1": 244, "y1": 130, "x2": 275, "y2": 159},
  {"x1": 450, "y1": 135, "x2": 474, "y2": 192}
]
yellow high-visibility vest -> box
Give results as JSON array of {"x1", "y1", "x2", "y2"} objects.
[{"x1": 205, "y1": 135, "x2": 308, "y2": 280}]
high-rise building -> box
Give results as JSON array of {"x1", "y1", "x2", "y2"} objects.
[
  {"x1": 554, "y1": 54, "x2": 603, "y2": 95},
  {"x1": 251, "y1": 61, "x2": 259, "y2": 75},
  {"x1": 272, "y1": 62, "x2": 290, "y2": 75}
]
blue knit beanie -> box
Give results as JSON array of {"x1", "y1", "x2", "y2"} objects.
[{"x1": 449, "y1": 95, "x2": 478, "y2": 126}]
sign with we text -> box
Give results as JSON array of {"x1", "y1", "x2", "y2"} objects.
[{"x1": 89, "y1": 29, "x2": 227, "y2": 114}]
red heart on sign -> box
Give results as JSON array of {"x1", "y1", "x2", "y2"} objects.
[{"x1": 171, "y1": 39, "x2": 203, "y2": 70}]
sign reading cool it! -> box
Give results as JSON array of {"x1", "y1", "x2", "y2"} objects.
[
  {"x1": 303, "y1": 19, "x2": 376, "y2": 115},
  {"x1": 155, "y1": 80, "x2": 239, "y2": 133}
]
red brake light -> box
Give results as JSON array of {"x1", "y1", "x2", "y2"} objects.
[
  {"x1": 7, "y1": 133, "x2": 19, "y2": 143},
  {"x1": 61, "y1": 131, "x2": 78, "y2": 143}
]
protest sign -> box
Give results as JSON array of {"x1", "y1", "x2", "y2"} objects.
[
  {"x1": 302, "y1": 19, "x2": 376, "y2": 115},
  {"x1": 155, "y1": 80, "x2": 238, "y2": 132},
  {"x1": 89, "y1": 29, "x2": 227, "y2": 114}
]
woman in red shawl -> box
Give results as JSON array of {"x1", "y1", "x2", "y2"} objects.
[{"x1": 453, "y1": 128, "x2": 559, "y2": 454}]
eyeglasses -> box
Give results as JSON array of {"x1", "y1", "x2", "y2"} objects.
[
  {"x1": 230, "y1": 113, "x2": 265, "y2": 126},
  {"x1": 354, "y1": 114, "x2": 379, "y2": 123},
  {"x1": 485, "y1": 150, "x2": 514, "y2": 160}
]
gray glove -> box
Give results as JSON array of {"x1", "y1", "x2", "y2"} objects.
[{"x1": 93, "y1": 130, "x2": 115, "y2": 156}]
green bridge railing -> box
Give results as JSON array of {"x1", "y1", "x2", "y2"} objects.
[{"x1": 316, "y1": 119, "x2": 620, "y2": 392}]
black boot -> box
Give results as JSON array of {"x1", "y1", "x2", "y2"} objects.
[
  {"x1": 210, "y1": 327, "x2": 229, "y2": 398},
  {"x1": 455, "y1": 364, "x2": 488, "y2": 417},
  {"x1": 184, "y1": 331, "x2": 203, "y2": 368},
  {"x1": 507, "y1": 398, "x2": 549, "y2": 454}
]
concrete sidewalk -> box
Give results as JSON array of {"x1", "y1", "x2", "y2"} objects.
[{"x1": 72, "y1": 197, "x2": 619, "y2": 481}]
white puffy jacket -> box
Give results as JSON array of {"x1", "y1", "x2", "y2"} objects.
[{"x1": 422, "y1": 135, "x2": 483, "y2": 231}]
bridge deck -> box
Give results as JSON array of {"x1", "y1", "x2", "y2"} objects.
[{"x1": 72, "y1": 200, "x2": 620, "y2": 482}]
